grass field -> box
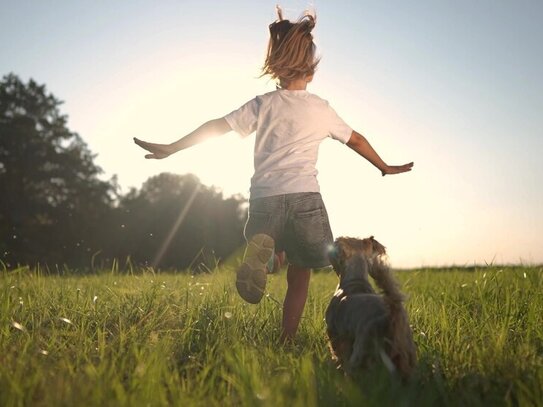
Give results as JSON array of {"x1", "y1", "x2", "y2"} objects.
[{"x1": 1, "y1": 263, "x2": 542, "y2": 406}]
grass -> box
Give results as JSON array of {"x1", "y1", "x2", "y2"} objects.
[{"x1": 1, "y1": 264, "x2": 542, "y2": 406}]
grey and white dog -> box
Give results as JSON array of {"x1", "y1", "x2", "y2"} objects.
[{"x1": 326, "y1": 236, "x2": 417, "y2": 379}]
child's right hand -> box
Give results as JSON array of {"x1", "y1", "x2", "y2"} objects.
[{"x1": 133, "y1": 138, "x2": 173, "y2": 159}]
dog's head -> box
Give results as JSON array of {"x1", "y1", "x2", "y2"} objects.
[{"x1": 329, "y1": 236, "x2": 387, "y2": 283}]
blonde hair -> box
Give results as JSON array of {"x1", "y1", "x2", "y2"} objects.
[{"x1": 262, "y1": 7, "x2": 319, "y2": 87}]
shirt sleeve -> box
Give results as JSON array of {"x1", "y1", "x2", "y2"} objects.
[
  {"x1": 326, "y1": 103, "x2": 353, "y2": 144},
  {"x1": 223, "y1": 98, "x2": 259, "y2": 137}
]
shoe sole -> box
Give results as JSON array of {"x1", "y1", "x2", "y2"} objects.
[{"x1": 236, "y1": 234, "x2": 274, "y2": 304}]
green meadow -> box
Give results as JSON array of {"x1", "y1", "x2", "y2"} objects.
[{"x1": 1, "y1": 264, "x2": 542, "y2": 406}]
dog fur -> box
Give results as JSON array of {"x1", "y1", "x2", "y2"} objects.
[{"x1": 325, "y1": 236, "x2": 417, "y2": 379}]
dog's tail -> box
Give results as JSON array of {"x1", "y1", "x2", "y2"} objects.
[{"x1": 370, "y1": 257, "x2": 417, "y2": 378}]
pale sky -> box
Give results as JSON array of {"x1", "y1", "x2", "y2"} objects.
[{"x1": 1, "y1": 0, "x2": 542, "y2": 268}]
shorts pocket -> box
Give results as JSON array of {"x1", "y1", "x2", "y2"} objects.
[{"x1": 292, "y1": 208, "x2": 325, "y2": 247}]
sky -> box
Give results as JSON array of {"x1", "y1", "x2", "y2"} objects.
[{"x1": 1, "y1": 0, "x2": 542, "y2": 268}]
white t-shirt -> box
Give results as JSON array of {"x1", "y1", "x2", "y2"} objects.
[{"x1": 224, "y1": 89, "x2": 353, "y2": 199}]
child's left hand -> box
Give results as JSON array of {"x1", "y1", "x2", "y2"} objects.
[
  {"x1": 381, "y1": 162, "x2": 414, "y2": 176},
  {"x1": 133, "y1": 138, "x2": 174, "y2": 159}
]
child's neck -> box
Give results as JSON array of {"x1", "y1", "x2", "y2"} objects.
[{"x1": 282, "y1": 78, "x2": 309, "y2": 91}]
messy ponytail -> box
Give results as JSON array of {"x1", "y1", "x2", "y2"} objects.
[{"x1": 262, "y1": 7, "x2": 320, "y2": 87}]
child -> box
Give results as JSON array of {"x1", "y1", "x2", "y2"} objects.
[{"x1": 134, "y1": 9, "x2": 413, "y2": 343}]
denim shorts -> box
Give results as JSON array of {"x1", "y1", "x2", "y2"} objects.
[{"x1": 244, "y1": 192, "x2": 334, "y2": 268}]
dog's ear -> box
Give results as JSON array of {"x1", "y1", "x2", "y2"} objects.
[
  {"x1": 369, "y1": 236, "x2": 386, "y2": 256},
  {"x1": 358, "y1": 236, "x2": 386, "y2": 258}
]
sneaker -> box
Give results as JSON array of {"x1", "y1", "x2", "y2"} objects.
[{"x1": 236, "y1": 234, "x2": 275, "y2": 304}]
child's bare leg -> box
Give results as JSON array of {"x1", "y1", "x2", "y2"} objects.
[
  {"x1": 271, "y1": 251, "x2": 286, "y2": 273},
  {"x1": 280, "y1": 264, "x2": 311, "y2": 343}
]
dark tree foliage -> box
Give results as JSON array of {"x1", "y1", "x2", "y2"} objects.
[
  {"x1": 106, "y1": 173, "x2": 246, "y2": 270},
  {"x1": 0, "y1": 74, "x2": 116, "y2": 266},
  {"x1": 0, "y1": 74, "x2": 247, "y2": 271}
]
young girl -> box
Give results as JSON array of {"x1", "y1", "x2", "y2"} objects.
[{"x1": 134, "y1": 9, "x2": 413, "y2": 343}]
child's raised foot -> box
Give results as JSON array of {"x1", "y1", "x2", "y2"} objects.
[{"x1": 236, "y1": 234, "x2": 275, "y2": 304}]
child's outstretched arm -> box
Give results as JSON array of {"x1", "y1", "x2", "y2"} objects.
[
  {"x1": 346, "y1": 131, "x2": 413, "y2": 176},
  {"x1": 134, "y1": 118, "x2": 231, "y2": 159}
]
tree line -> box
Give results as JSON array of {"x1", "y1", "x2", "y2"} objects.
[{"x1": 0, "y1": 74, "x2": 246, "y2": 271}]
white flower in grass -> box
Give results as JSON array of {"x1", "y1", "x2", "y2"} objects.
[
  {"x1": 39, "y1": 349, "x2": 49, "y2": 356},
  {"x1": 256, "y1": 388, "x2": 269, "y2": 400},
  {"x1": 224, "y1": 312, "x2": 233, "y2": 319},
  {"x1": 59, "y1": 317, "x2": 73, "y2": 325},
  {"x1": 93, "y1": 295, "x2": 98, "y2": 304},
  {"x1": 11, "y1": 321, "x2": 25, "y2": 331}
]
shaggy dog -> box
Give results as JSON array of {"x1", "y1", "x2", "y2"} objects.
[{"x1": 325, "y1": 236, "x2": 417, "y2": 379}]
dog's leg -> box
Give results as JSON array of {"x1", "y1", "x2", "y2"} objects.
[
  {"x1": 330, "y1": 337, "x2": 352, "y2": 370},
  {"x1": 346, "y1": 316, "x2": 387, "y2": 373},
  {"x1": 345, "y1": 331, "x2": 371, "y2": 374}
]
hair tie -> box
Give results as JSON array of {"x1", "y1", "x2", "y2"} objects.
[{"x1": 302, "y1": 14, "x2": 315, "y2": 32}]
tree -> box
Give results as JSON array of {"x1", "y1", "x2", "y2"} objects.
[
  {"x1": 0, "y1": 74, "x2": 116, "y2": 266},
  {"x1": 0, "y1": 74, "x2": 247, "y2": 270},
  {"x1": 107, "y1": 173, "x2": 247, "y2": 270}
]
